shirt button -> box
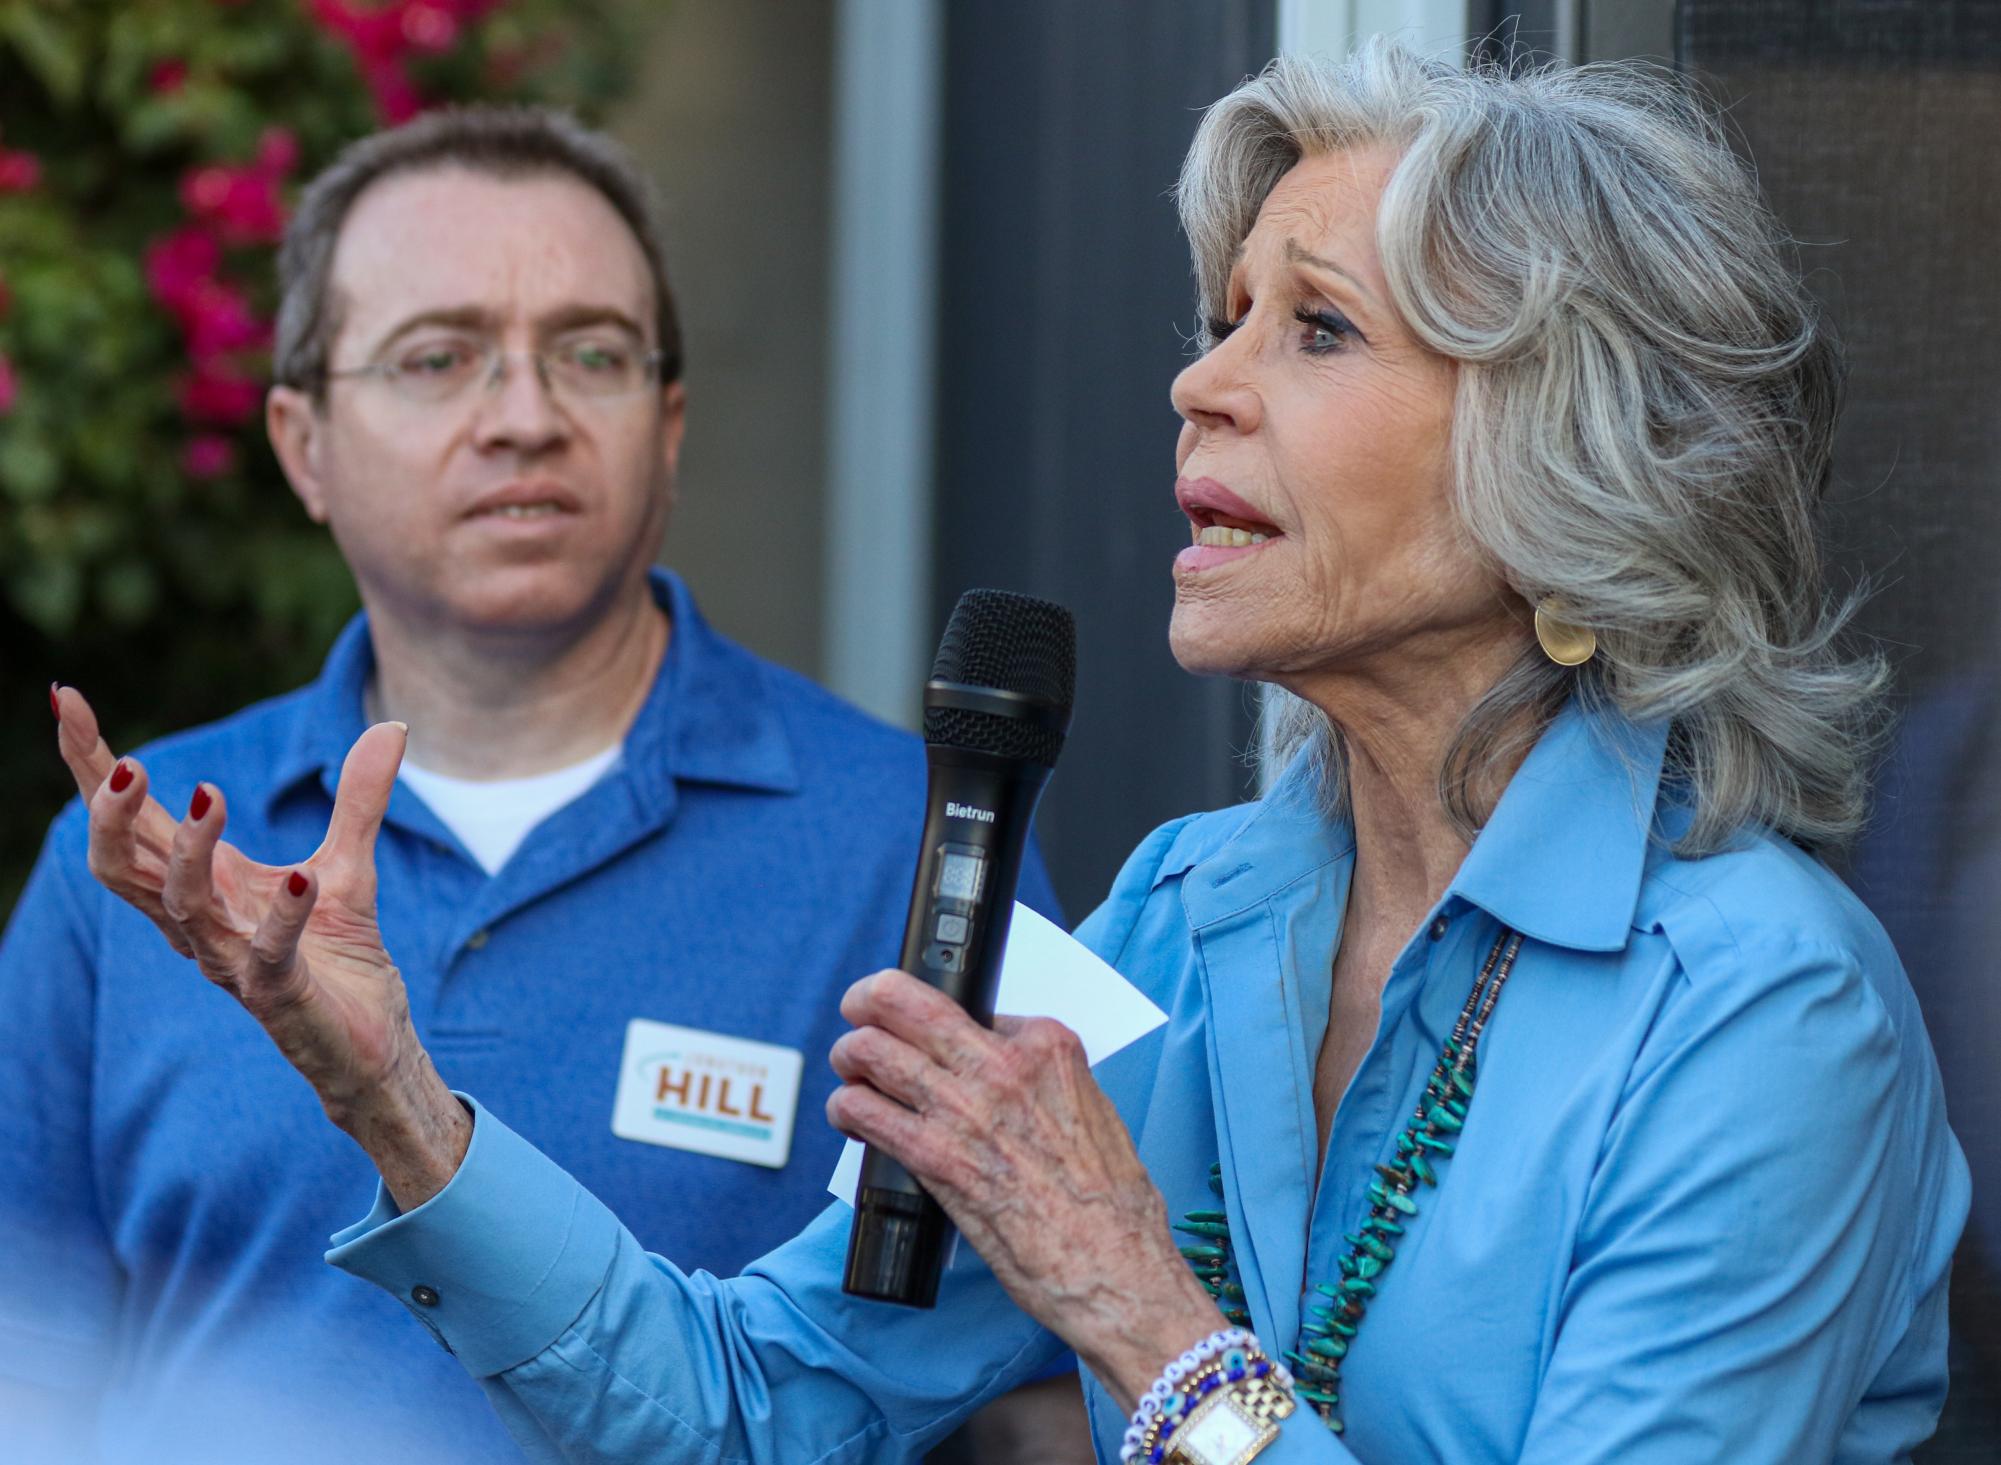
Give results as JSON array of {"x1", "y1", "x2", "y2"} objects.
[
  {"x1": 465, "y1": 929, "x2": 490, "y2": 951},
  {"x1": 1428, "y1": 916, "x2": 1449, "y2": 940},
  {"x1": 412, "y1": 1285, "x2": 440, "y2": 1307}
]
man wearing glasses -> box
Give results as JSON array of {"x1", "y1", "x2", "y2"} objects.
[{"x1": 0, "y1": 110, "x2": 1079, "y2": 1463}]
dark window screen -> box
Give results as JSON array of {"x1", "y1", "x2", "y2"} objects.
[
  {"x1": 930, "y1": 0, "x2": 1274, "y2": 922},
  {"x1": 1677, "y1": 2, "x2": 2001, "y2": 1455}
]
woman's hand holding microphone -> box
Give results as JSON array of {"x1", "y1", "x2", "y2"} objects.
[{"x1": 827, "y1": 969, "x2": 1227, "y2": 1412}]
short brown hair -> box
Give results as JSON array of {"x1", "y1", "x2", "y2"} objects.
[{"x1": 273, "y1": 105, "x2": 683, "y2": 393}]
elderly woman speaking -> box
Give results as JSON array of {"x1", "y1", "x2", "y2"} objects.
[{"x1": 53, "y1": 42, "x2": 1966, "y2": 1465}]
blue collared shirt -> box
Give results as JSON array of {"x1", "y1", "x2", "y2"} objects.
[
  {"x1": 0, "y1": 569, "x2": 1060, "y2": 1464},
  {"x1": 330, "y1": 698, "x2": 1967, "y2": 1464}
]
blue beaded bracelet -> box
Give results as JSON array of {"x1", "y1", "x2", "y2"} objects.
[{"x1": 1120, "y1": 1327, "x2": 1293, "y2": 1464}]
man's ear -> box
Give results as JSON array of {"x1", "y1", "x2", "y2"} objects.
[
  {"x1": 267, "y1": 385, "x2": 331, "y2": 524},
  {"x1": 658, "y1": 381, "x2": 688, "y2": 505}
]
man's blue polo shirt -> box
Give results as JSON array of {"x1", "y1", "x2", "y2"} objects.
[{"x1": 0, "y1": 569, "x2": 1061, "y2": 1465}]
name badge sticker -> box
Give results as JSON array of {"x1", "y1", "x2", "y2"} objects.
[{"x1": 612, "y1": 1019, "x2": 804, "y2": 1169}]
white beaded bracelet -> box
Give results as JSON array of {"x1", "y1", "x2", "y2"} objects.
[{"x1": 1119, "y1": 1327, "x2": 1260, "y2": 1464}]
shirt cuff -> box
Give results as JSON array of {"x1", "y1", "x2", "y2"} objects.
[{"x1": 324, "y1": 1093, "x2": 621, "y2": 1379}]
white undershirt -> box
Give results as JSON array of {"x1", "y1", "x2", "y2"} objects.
[{"x1": 398, "y1": 744, "x2": 623, "y2": 876}]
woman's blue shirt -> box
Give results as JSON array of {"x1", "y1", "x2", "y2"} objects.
[{"x1": 329, "y1": 699, "x2": 1969, "y2": 1463}]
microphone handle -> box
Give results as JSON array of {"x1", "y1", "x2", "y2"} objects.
[{"x1": 842, "y1": 745, "x2": 1051, "y2": 1308}]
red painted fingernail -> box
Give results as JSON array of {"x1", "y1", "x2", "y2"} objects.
[
  {"x1": 189, "y1": 786, "x2": 212, "y2": 822},
  {"x1": 108, "y1": 761, "x2": 133, "y2": 794},
  {"x1": 287, "y1": 870, "x2": 308, "y2": 898},
  {"x1": 49, "y1": 684, "x2": 60, "y2": 723}
]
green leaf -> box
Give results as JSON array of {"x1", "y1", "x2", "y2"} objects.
[
  {"x1": 0, "y1": 3, "x2": 89, "y2": 109},
  {"x1": 73, "y1": 416, "x2": 140, "y2": 488},
  {"x1": 208, "y1": 23, "x2": 287, "y2": 75},
  {"x1": 97, "y1": 7, "x2": 153, "y2": 102},
  {"x1": 120, "y1": 95, "x2": 197, "y2": 154},
  {"x1": 0, "y1": 421, "x2": 60, "y2": 501},
  {"x1": 96, "y1": 557, "x2": 159, "y2": 625},
  {"x1": 8, "y1": 551, "x2": 83, "y2": 633}
]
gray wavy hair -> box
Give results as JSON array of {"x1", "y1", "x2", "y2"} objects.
[{"x1": 1180, "y1": 40, "x2": 1885, "y2": 856}]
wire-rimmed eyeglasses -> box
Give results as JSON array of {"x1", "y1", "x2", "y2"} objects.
[{"x1": 324, "y1": 334, "x2": 668, "y2": 406}]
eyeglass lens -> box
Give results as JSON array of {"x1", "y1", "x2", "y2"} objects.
[{"x1": 382, "y1": 337, "x2": 655, "y2": 403}]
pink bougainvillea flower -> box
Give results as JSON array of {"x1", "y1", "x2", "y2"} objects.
[
  {"x1": 309, "y1": 0, "x2": 408, "y2": 64},
  {"x1": 149, "y1": 59, "x2": 190, "y2": 94},
  {"x1": 217, "y1": 174, "x2": 287, "y2": 244},
  {"x1": 185, "y1": 281, "x2": 267, "y2": 357},
  {"x1": 179, "y1": 363, "x2": 264, "y2": 428},
  {"x1": 307, "y1": 0, "x2": 449, "y2": 122},
  {"x1": 0, "y1": 149, "x2": 42, "y2": 192},
  {"x1": 401, "y1": 2, "x2": 459, "y2": 54},
  {"x1": 0, "y1": 352, "x2": 17, "y2": 416},
  {"x1": 144, "y1": 226, "x2": 223, "y2": 314},
  {"x1": 179, "y1": 165, "x2": 287, "y2": 245},
  {"x1": 180, "y1": 165, "x2": 232, "y2": 215},
  {"x1": 255, "y1": 126, "x2": 300, "y2": 178},
  {"x1": 362, "y1": 58, "x2": 424, "y2": 124},
  {"x1": 182, "y1": 433, "x2": 238, "y2": 479}
]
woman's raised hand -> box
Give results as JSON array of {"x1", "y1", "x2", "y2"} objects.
[
  {"x1": 827, "y1": 971, "x2": 1227, "y2": 1412},
  {"x1": 51, "y1": 686, "x2": 469, "y2": 1207}
]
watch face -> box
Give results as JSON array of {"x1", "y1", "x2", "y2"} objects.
[{"x1": 1172, "y1": 1395, "x2": 1277, "y2": 1465}]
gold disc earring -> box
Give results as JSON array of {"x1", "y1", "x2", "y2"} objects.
[{"x1": 1534, "y1": 596, "x2": 1597, "y2": 666}]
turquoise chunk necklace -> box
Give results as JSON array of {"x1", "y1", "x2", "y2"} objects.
[{"x1": 1177, "y1": 927, "x2": 1524, "y2": 1434}]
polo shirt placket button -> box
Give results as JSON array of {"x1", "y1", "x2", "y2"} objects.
[
  {"x1": 1429, "y1": 916, "x2": 1449, "y2": 940},
  {"x1": 465, "y1": 929, "x2": 490, "y2": 951},
  {"x1": 412, "y1": 1285, "x2": 440, "y2": 1307}
]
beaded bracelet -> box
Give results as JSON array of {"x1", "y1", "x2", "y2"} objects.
[
  {"x1": 1119, "y1": 1328, "x2": 1296, "y2": 1465},
  {"x1": 1120, "y1": 1326, "x2": 1251, "y2": 1462},
  {"x1": 1131, "y1": 1339, "x2": 1296, "y2": 1465}
]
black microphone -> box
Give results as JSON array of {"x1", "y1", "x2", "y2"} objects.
[{"x1": 842, "y1": 588, "x2": 1076, "y2": 1308}]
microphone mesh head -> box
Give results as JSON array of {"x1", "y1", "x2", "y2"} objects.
[{"x1": 924, "y1": 590, "x2": 1076, "y2": 765}]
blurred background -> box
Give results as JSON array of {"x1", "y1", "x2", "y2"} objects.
[{"x1": 1, "y1": 0, "x2": 1993, "y2": 1458}]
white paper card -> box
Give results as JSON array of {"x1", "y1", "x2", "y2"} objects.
[
  {"x1": 828, "y1": 901, "x2": 1168, "y2": 1204},
  {"x1": 613, "y1": 1019, "x2": 804, "y2": 1169}
]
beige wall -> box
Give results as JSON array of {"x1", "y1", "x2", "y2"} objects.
[{"x1": 613, "y1": 1, "x2": 836, "y2": 680}]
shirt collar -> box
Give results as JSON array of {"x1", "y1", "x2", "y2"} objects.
[
  {"x1": 1176, "y1": 696, "x2": 1668, "y2": 951},
  {"x1": 1446, "y1": 696, "x2": 1669, "y2": 952},
  {"x1": 264, "y1": 616, "x2": 373, "y2": 815},
  {"x1": 1174, "y1": 759, "x2": 1354, "y2": 930},
  {"x1": 263, "y1": 567, "x2": 800, "y2": 817},
  {"x1": 635, "y1": 568, "x2": 800, "y2": 797}
]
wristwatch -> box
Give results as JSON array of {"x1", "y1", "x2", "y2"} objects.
[{"x1": 1164, "y1": 1373, "x2": 1296, "y2": 1465}]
